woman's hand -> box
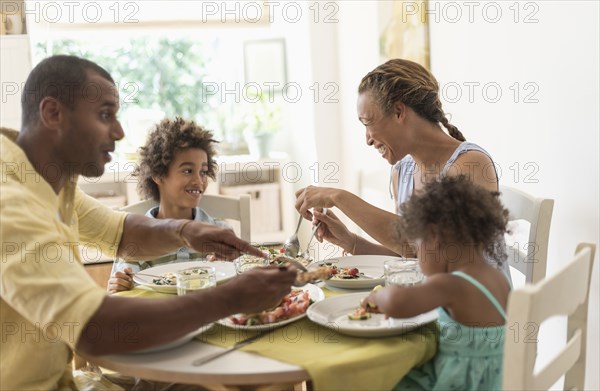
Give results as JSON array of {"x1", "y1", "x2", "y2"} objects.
[
  {"x1": 312, "y1": 209, "x2": 356, "y2": 252},
  {"x1": 295, "y1": 186, "x2": 341, "y2": 220},
  {"x1": 107, "y1": 267, "x2": 134, "y2": 294}
]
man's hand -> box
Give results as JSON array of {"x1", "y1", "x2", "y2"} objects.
[
  {"x1": 224, "y1": 266, "x2": 297, "y2": 314},
  {"x1": 181, "y1": 223, "x2": 264, "y2": 260}
]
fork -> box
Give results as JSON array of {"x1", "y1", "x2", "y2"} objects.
[
  {"x1": 126, "y1": 272, "x2": 164, "y2": 279},
  {"x1": 299, "y1": 221, "x2": 322, "y2": 261},
  {"x1": 192, "y1": 330, "x2": 274, "y2": 366},
  {"x1": 282, "y1": 214, "x2": 303, "y2": 258},
  {"x1": 271, "y1": 256, "x2": 311, "y2": 287}
]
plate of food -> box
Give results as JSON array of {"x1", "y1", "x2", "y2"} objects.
[
  {"x1": 219, "y1": 284, "x2": 325, "y2": 330},
  {"x1": 237, "y1": 247, "x2": 312, "y2": 268},
  {"x1": 133, "y1": 261, "x2": 236, "y2": 294},
  {"x1": 307, "y1": 292, "x2": 438, "y2": 338},
  {"x1": 129, "y1": 323, "x2": 214, "y2": 354},
  {"x1": 309, "y1": 255, "x2": 402, "y2": 290}
]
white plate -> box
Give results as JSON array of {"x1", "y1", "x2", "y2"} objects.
[
  {"x1": 133, "y1": 261, "x2": 236, "y2": 294},
  {"x1": 312, "y1": 255, "x2": 403, "y2": 290},
  {"x1": 307, "y1": 292, "x2": 438, "y2": 338},
  {"x1": 219, "y1": 284, "x2": 325, "y2": 331},
  {"x1": 129, "y1": 323, "x2": 213, "y2": 354}
]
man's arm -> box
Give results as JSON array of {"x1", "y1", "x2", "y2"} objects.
[
  {"x1": 77, "y1": 267, "x2": 297, "y2": 355},
  {"x1": 117, "y1": 214, "x2": 263, "y2": 260}
]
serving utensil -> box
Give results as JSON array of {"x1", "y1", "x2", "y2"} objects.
[{"x1": 282, "y1": 214, "x2": 303, "y2": 258}]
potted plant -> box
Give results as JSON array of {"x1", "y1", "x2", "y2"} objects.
[{"x1": 242, "y1": 91, "x2": 282, "y2": 159}]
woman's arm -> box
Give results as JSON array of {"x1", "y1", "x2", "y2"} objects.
[{"x1": 296, "y1": 186, "x2": 413, "y2": 256}]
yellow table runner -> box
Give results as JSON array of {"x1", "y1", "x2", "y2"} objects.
[{"x1": 118, "y1": 288, "x2": 437, "y2": 391}]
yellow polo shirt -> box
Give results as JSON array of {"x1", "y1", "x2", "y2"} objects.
[{"x1": 1, "y1": 133, "x2": 127, "y2": 390}]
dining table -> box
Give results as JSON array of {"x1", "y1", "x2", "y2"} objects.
[{"x1": 82, "y1": 281, "x2": 438, "y2": 391}]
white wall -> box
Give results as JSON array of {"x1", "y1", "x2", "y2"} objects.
[
  {"x1": 428, "y1": 1, "x2": 599, "y2": 388},
  {"x1": 317, "y1": 0, "x2": 598, "y2": 388}
]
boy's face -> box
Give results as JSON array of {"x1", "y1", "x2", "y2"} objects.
[
  {"x1": 156, "y1": 148, "x2": 210, "y2": 210},
  {"x1": 59, "y1": 72, "x2": 124, "y2": 177}
]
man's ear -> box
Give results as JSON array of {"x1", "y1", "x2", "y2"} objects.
[
  {"x1": 152, "y1": 176, "x2": 162, "y2": 185},
  {"x1": 38, "y1": 97, "x2": 65, "y2": 131}
]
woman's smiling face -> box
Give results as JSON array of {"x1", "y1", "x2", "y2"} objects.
[{"x1": 357, "y1": 93, "x2": 406, "y2": 164}]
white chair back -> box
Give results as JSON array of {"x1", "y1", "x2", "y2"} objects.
[
  {"x1": 500, "y1": 185, "x2": 554, "y2": 284},
  {"x1": 120, "y1": 194, "x2": 251, "y2": 241},
  {"x1": 503, "y1": 243, "x2": 596, "y2": 390}
]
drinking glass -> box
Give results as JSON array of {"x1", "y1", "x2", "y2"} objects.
[
  {"x1": 176, "y1": 266, "x2": 216, "y2": 295},
  {"x1": 234, "y1": 255, "x2": 270, "y2": 275},
  {"x1": 384, "y1": 259, "x2": 424, "y2": 287}
]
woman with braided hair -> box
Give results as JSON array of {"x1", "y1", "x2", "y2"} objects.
[{"x1": 295, "y1": 59, "x2": 509, "y2": 276}]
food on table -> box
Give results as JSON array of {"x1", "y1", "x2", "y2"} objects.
[
  {"x1": 330, "y1": 266, "x2": 365, "y2": 279},
  {"x1": 152, "y1": 268, "x2": 208, "y2": 286},
  {"x1": 349, "y1": 285, "x2": 384, "y2": 320},
  {"x1": 348, "y1": 307, "x2": 371, "y2": 321},
  {"x1": 152, "y1": 272, "x2": 177, "y2": 286},
  {"x1": 228, "y1": 289, "x2": 313, "y2": 326},
  {"x1": 238, "y1": 247, "x2": 311, "y2": 269},
  {"x1": 295, "y1": 266, "x2": 334, "y2": 284}
]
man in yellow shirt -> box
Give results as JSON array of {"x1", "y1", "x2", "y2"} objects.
[{"x1": 0, "y1": 55, "x2": 296, "y2": 390}]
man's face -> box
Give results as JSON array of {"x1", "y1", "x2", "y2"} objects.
[{"x1": 59, "y1": 71, "x2": 124, "y2": 177}]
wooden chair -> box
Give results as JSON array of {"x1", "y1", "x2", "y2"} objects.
[
  {"x1": 500, "y1": 185, "x2": 554, "y2": 284},
  {"x1": 503, "y1": 243, "x2": 596, "y2": 390},
  {"x1": 120, "y1": 194, "x2": 252, "y2": 242}
]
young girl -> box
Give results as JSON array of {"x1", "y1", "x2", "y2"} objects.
[
  {"x1": 107, "y1": 117, "x2": 231, "y2": 293},
  {"x1": 363, "y1": 175, "x2": 511, "y2": 391}
]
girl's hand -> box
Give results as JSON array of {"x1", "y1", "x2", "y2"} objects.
[
  {"x1": 361, "y1": 285, "x2": 385, "y2": 314},
  {"x1": 107, "y1": 267, "x2": 134, "y2": 294}
]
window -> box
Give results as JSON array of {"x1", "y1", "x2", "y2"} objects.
[{"x1": 30, "y1": 2, "x2": 286, "y2": 158}]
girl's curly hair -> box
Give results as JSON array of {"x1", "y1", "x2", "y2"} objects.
[
  {"x1": 397, "y1": 176, "x2": 509, "y2": 265},
  {"x1": 135, "y1": 117, "x2": 219, "y2": 202}
]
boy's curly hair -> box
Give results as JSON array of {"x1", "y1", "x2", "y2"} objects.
[
  {"x1": 397, "y1": 175, "x2": 509, "y2": 265},
  {"x1": 135, "y1": 117, "x2": 219, "y2": 202}
]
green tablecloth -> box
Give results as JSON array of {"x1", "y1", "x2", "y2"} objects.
[{"x1": 118, "y1": 287, "x2": 437, "y2": 391}]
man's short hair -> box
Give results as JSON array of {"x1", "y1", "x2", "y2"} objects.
[{"x1": 21, "y1": 55, "x2": 114, "y2": 127}]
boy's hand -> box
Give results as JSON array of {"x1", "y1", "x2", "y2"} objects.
[{"x1": 107, "y1": 267, "x2": 134, "y2": 294}]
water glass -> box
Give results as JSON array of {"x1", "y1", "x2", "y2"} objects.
[
  {"x1": 234, "y1": 255, "x2": 270, "y2": 275},
  {"x1": 384, "y1": 259, "x2": 424, "y2": 287},
  {"x1": 176, "y1": 266, "x2": 216, "y2": 295}
]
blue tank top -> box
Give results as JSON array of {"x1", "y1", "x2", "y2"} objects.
[{"x1": 392, "y1": 142, "x2": 510, "y2": 278}]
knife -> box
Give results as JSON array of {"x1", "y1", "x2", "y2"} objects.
[{"x1": 192, "y1": 330, "x2": 272, "y2": 366}]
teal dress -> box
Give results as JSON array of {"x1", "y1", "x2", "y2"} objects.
[{"x1": 394, "y1": 271, "x2": 506, "y2": 391}]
